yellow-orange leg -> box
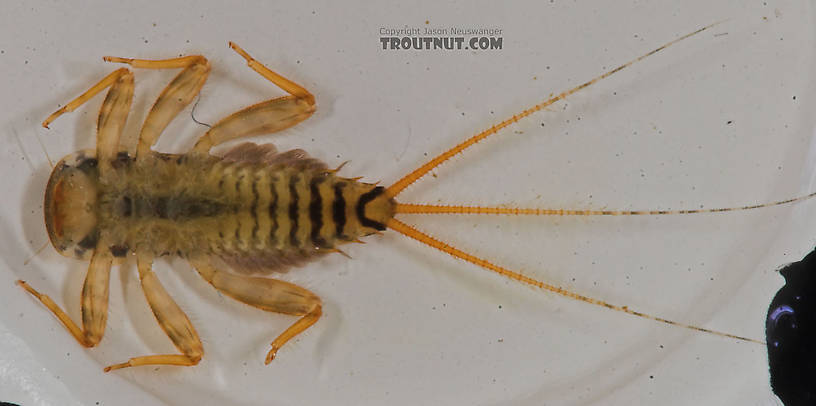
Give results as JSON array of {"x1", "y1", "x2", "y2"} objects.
[
  {"x1": 105, "y1": 254, "x2": 203, "y2": 372},
  {"x1": 192, "y1": 42, "x2": 316, "y2": 153},
  {"x1": 191, "y1": 259, "x2": 322, "y2": 363},
  {"x1": 41, "y1": 68, "x2": 134, "y2": 173},
  {"x1": 17, "y1": 251, "x2": 112, "y2": 347},
  {"x1": 103, "y1": 54, "x2": 210, "y2": 158}
]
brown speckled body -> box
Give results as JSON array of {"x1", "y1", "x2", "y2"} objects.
[{"x1": 60, "y1": 144, "x2": 395, "y2": 273}]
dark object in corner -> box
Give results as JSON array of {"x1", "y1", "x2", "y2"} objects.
[{"x1": 767, "y1": 247, "x2": 816, "y2": 405}]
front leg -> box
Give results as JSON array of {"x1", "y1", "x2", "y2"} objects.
[
  {"x1": 17, "y1": 250, "x2": 112, "y2": 348},
  {"x1": 41, "y1": 68, "x2": 134, "y2": 174}
]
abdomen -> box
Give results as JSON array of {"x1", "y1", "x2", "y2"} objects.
[{"x1": 97, "y1": 150, "x2": 390, "y2": 272}]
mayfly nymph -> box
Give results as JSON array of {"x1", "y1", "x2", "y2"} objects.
[{"x1": 19, "y1": 23, "x2": 811, "y2": 372}]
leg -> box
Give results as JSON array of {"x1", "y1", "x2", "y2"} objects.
[
  {"x1": 42, "y1": 68, "x2": 134, "y2": 171},
  {"x1": 105, "y1": 254, "x2": 203, "y2": 371},
  {"x1": 17, "y1": 250, "x2": 112, "y2": 347},
  {"x1": 192, "y1": 42, "x2": 316, "y2": 153},
  {"x1": 97, "y1": 69, "x2": 134, "y2": 171},
  {"x1": 104, "y1": 54, "x2": 210, "y2": 157},
  {"x1": 190, "y1": 259, "x2": 322, "y2": 363}
]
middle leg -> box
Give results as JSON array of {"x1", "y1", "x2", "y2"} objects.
[
  {"x1": 103, "y1": 54, "x2": 211, "y2": 157},
  {"x1": 105, "y1": 253, "x2": 204, "y2": 371}
]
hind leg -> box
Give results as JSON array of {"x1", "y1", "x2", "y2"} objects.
[
  {"x1": 192, "y1": 42, "x2": 316, "y2": 154},
  {"x1": 190, "y1": 259, "x2": 322, "y2": 363}
]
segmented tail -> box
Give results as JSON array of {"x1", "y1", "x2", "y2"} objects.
[
  {"x1": 386, "y1": 218, "x2": 763, "y2": 344},
  {"x1": 384, "y1": 22, "x2": 775, "y2": 344},
  {"x1": 394, "y1": 191, "x2": 816, "y2": 216},
  {"x1": 386, "y1": 22, "x2": 723, "y2": 198}
]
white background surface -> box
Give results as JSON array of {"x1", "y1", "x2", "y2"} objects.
[{"x1": 1, "y1": 1, "x2": 815, "y2": 405}]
